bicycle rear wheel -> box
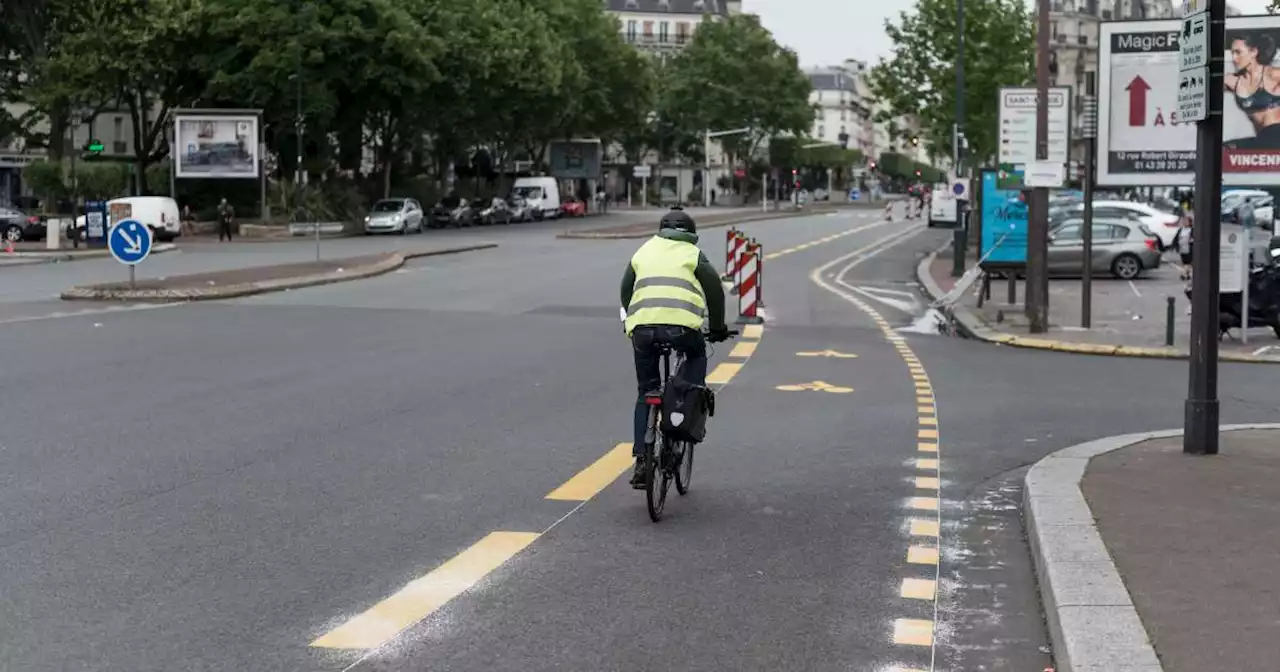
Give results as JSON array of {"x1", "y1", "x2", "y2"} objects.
[
  {"x1": 645, "y1": 435, "x2": 670, "y2": 522},
  {"x1": 674, "y1": 439, "x2": 694, "y2": 495}
]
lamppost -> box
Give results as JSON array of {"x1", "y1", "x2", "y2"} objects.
[{"x1": 703, "y1": 127, "x2": 750, "y2": 207}]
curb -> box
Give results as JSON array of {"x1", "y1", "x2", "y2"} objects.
[
  {"x1": 913, "y1": 251, "x2": 1280, "y2": 365},
  {"x1": 555, "y1": 208, "x2": 837, "y2": 240},
  {"x1": 1024, "y1": 423, "x2": 1280, "y2": 672},
  {"x1": 6, "y1": 243, "x2": 178, "y2": 263},
  {"x1": 59, "y1": 242, "x2": 497, "y2": 302}
]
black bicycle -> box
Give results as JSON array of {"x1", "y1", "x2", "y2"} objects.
[{"x1": 640, "y1": 329, "x2": 737, "y2": 522}]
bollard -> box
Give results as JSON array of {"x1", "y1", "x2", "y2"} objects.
[
  {"x1": 727, "y1": 232, "x2": 747, "y2": 292},
  {"x1": 736, "y1": 250, "x2": 764, "y2": 324},
  {"x1": 1166, "y1": 296, "x2": 1176, "y2": 346},
  {"x1": 885, "y1": 202, "x2": 894, "y2": 222},
  {"x1": 722, "y1": 227, "x2": 738, "y2": 280},
  {"x1": 750, "y1": 239, "x2": 765, "y2": 308}
]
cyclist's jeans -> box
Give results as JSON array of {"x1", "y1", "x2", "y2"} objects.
[{"x1": 631, "y1": 325, "x2": 708, "y2": 457}]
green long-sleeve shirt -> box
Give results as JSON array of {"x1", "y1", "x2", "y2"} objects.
[{"x1": 620, "y1": 229, "x2": 727, "y2": 332}]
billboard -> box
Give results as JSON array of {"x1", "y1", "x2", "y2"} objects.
[
  {"x1": 979, "y1": 168, "x2": 1029, "y2": 265},
  {"x1": 1098, "y1": 16, "x2": 1280, "y2": 186},
  {"x1": 548, "y1": 140, "x2": 602, "y2": 180},
  {"x1": 998, "y1": 87, "x2": 1072, "y2": 166},
  {"x1": 173, "y1": 112, "x2": 260, "y2": 179}
]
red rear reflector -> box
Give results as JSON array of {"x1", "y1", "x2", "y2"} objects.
[
  {"x1": 1145, "y1": 239, "x2": 1158, "y2": 250},
  {"x1": 645, "y1": 396, "x2": 663, "y2": 406}
]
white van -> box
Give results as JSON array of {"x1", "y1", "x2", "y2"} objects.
[
  {"x1": 107, "y1": 196, "x2": 181, "y2": 241},
  {"x1": 928, "y1": 184, "x2": 957, "y2": 228},
  {"x1": 511, "y1": 177, "x2": 561, "y2": 220}
]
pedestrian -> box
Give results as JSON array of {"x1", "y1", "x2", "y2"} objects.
[
  {"x1": 181, "y1": 204, "x2": 196, "y2": 237},
  {"x1": 1176, "y1": 203, "x2": 1194, "y2": 281},
  {"x1": 216, "y1": 198, "x2": 235, "y2": 242}
]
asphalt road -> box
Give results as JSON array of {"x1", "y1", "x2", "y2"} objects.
[{"x1": 2, "y1": 207, "x2": 1277, "y2": 671}]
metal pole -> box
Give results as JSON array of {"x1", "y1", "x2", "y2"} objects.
[
  {"x1": 703, "y1": 129, "x2": 711, "y2": 208},
  {"x1": 1242, "y1": 227, "x2": 1250, "y2": 344},
  {"x1": 1185, "y1": 0, "x2": 1224, "y2": 456},
  {"x1": 1027, "y1": 0, "x2": 1051, "y2": 332},
  {"x1": 1166, "y1": 296, "x2": 1176, "y2": 346},
  {"x1": 129, "y1": 265, "x2": 136, "y2": 290},
  {"x1": 1082, "y1": 73, "x2": 1097, "y2": 329},
  {"x1": 952, "y1": 0, "x2": 967, "y2": 275}
]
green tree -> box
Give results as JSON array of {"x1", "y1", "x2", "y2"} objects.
[
  {"x1": 869, "y1": 0, "x2": 1034, "y2": 168},
  {"x1": 661, "y1": 14, "x2": 813, "y2": 165},
  {"x1": 21, "y1": 160, "x2": 67, "y2": 207}
]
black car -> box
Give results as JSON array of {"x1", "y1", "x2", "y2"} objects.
[{"x1": 430, "y1": 198, "x2": 476, "y2": 228}]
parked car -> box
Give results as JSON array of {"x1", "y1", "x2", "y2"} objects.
[
  {"x1": 430, "y1": 197, "x2": 475, "y2": 228},
  {"x1": 1, "y1": 204, "x2": 45, "y2": 242},
  {"x1": 364, "y1": 198, "x2": 424, "y2": 235},
  {"x1": 1053, "y1": 200, "x2": 1181, "y2": 249},
  {"x1": 1047, "y1": 217, "x2": 1162, "y2": 280},
  {"x1": 561, "y1": 197, "x2": 586, "y2": 218},
  {"x1": 477, "y1": 197, "x2": 515, "y2": 225},
  {"x1": 511, "y1": 176, "x2": 561, "y2": 220},
  {"x1": 506, "y1": 196, "x2": 534, "y2": 223}
]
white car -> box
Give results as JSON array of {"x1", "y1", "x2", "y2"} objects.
[
  {"x1": 1059, "y1": 200, "x2": 1182, "y2": 249},
  {"x1": 1221, "y1": 190, "x2": 1275, "y2": 235}
]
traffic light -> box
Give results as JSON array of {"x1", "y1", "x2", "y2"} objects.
[
  {"x1": 910, "y1": 136, "x2": 919, "y2": 146},
  {"x1": 85, "y1": 140, "x2": 103, "y2": 154},
  {"x1": 914, "y1": 169, "x2": 921, "y2": 177},
  {"x1": 868, "y1": 160, "x2": 877, "y2": 171}
]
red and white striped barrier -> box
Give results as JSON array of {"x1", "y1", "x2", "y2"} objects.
[
  {"x1": 725, "y1": 230, "x2": 747, "y2": 281},
  {"x1": 885, "y1": 202, "x2": 894, "y2": 221},
  {"x1": 737, "y1": 249, "x2": 763, "y2": 324}
]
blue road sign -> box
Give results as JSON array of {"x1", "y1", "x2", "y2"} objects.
[
  {"x1": 108, "y1": 218, "x2": 153, "y2": 265},
  {"x1": 953, "y1": 182, "x2": 965, "y2": 196}
]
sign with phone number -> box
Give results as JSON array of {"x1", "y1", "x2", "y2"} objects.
[{"x1": 1107, "y1": 151, "x2": 1195, "y2": 173}]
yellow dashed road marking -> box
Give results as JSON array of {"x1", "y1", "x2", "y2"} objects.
[
  {"x1": 741, "y1": 324, "x2": 764, "y2": 339},
  {"x1": 546, "y1": 443, "x2": 633, "y2": 501},
  {"x1": 919, "y1": 416, "x2": 938, "y2": 426},
  {"x1": 909, "y1": 518, "x2": 940, "y2": 537},
  {"x1": 918, "y1": 428, "x2": 939, "y2": 440},
  {"x1": 916, "y1": 458, "x2": 939, "y2": 470},
  {"x1": 917, "y1": 405, "x2": 935, "y2": 414},
  {"x1": 893, "y1": 618, "x2": 935, "y2": 646},
  {"x1": 908, "y1": 497, "x2": 939, "y2": 511},
  {"x1": 312, "y1": 531, "x2": 539, "y2": 649},
  {"x1": 728, "y1": 341, "x2": 758, "y2": 358},
  {"x1": 908, "y1": 546, "x2": 940, "y2": 565},
  {"x1": 900, "y1": 578, "x2": 937, "y2": 600},
  {"x1": 918, "y1": 442, "x2": 938, "y2": 453},
  {"x1": 915, "y1": 476, "x2": 940, "y2": 490},
  {"x1": 706, "y1": 362, "x2": 744, "y2": 385},
  {"x1": 764, "y1": 219, "x2": 894, "y2": 260}
]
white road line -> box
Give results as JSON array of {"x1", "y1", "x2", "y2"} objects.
[
  {"x1": 1128, "y1": 280, "x2": 1142, "y2": 297},
  {"x1": 846, "y1": 286, "x2": 919, "y2": 314},
  {"x1": 0, "y1": 302, "x2": 183, "y2": 326}
]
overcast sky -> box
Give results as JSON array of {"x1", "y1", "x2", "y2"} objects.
[{"x1": 750, "y1": 0, "x2": 1276, "y2": 68}]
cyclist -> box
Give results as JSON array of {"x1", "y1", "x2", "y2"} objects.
[{"x1": 620, "y1": 206, "x2": 731, "y2": 487}]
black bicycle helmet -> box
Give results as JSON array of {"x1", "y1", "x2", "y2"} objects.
[{"x1": 659, "y1": 205, "x2": 697, "y2": 233}]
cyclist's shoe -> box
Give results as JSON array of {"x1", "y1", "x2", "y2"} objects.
[{"x1": 630, "y1": 458, "x2": 647, "y2": 488}]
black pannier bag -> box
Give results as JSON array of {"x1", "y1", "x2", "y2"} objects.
[{"x1": 661, "y1": 377, "x2": 715, "y2": 443}]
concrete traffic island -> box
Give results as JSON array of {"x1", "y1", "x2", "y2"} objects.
[
  {"x1": 60, "y1": 242, "x2": 497, "y2": 302},
  {"x1": 3, "y1": 242, "x2": 178, "y2": 263},
  {"x1": 1024, "y1": 424, "x2": 1280, "y2": 672}
]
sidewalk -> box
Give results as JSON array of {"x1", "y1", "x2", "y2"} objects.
[
  {"x1": 1025, "y1": 426, "x2": 1280, "y2": 671},
  {"x1": 559, "y1": 204, "x2": 836, "y2": 239},
  {"x1": 920, "y1": 250, "x2": 1280, "y2": 362}
]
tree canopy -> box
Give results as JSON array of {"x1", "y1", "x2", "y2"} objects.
[
  {"x1": 868, "y1": 0, "x2": 1034, "y2": 170},
  {"x1": 5, "y1": 0, "x2": 813, "y2": 213}
]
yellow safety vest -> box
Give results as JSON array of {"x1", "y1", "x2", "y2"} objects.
[{"x1": 625, "y1": 235, "x2": 707, "y2": 335}]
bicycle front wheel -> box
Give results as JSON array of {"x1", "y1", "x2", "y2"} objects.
[{"x1": 674, "y1": 440, "x2": 694, "y2": 495}]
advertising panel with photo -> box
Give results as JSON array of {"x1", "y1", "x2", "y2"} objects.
[
  {"x1": 979, "y1": 169, "x2": 1029, "y2": 265},
  {"x1": 174, "y1": 114, "x2": 259, "y2": 179},
  {"x1": 1098, "y1": 16, "x2": 1280, "y2": 186}
]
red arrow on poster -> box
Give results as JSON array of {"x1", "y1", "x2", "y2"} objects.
[{"x1": 1126, "y1": 76, "x2": 1150, "y2": 127}]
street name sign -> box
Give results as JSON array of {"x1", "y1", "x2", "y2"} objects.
[
  {"x1": 108, "y1": 218, "x2": 153, "y2": 265},
  {"x1": 633, "y1": 165, "x2": 651, "y2": 178},
  {"x1": 997, "y1": 87, "x2": 1072, "y2": 166}
]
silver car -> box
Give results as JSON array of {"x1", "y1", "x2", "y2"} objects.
[
  {"x1": 1047, "y1": 217, "x2": 1163, "y2": 280},
  {"x1": 363, "y1": 198, "x2": 424, "y2": 235}
]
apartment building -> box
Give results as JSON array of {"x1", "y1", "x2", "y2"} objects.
[
  {"x1": 605, "y1": 0, "x2": 737, "y2": 59},
  {"x1": 806, "y1": 61, "x2": 876, "y2": 159},
  {"x1": 1, "y1": 101, "x2": 140, "y2": 203}
]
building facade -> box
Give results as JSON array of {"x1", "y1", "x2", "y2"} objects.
[
  {"x1": 603, "y1": 0, "x2": 738, "y2": 203},
  {"x1": 1, "y1": 102, "x2": 140, "y2": 204},
  {"x1": 805, "y1": 61, "x2": 876, "y2": 158}
]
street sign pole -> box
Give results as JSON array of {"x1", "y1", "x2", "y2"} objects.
[
  {"x1": 107, "y1": 218, "x2": 154, "y2": 290},
  {"x1": 1027, "y1": 0, "x2": 1051, "y2": 333},
  {"x1": 1082, "y1": 73, "x2": 1098, "y2": 329},
  {"x1": 1184, "y1": 0, "x2": 1223, "y2": 456}
]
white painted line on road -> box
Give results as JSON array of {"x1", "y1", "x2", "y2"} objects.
[
  {"x1": 0, "y1": 302, "x2": 184, "y2": 326},
  {"x1": 845, "y1": 285, "x2": 919, "y2": 315},
  {"x1": 1128, "y1": 280, "x2": 1142, "y2": 298}
]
